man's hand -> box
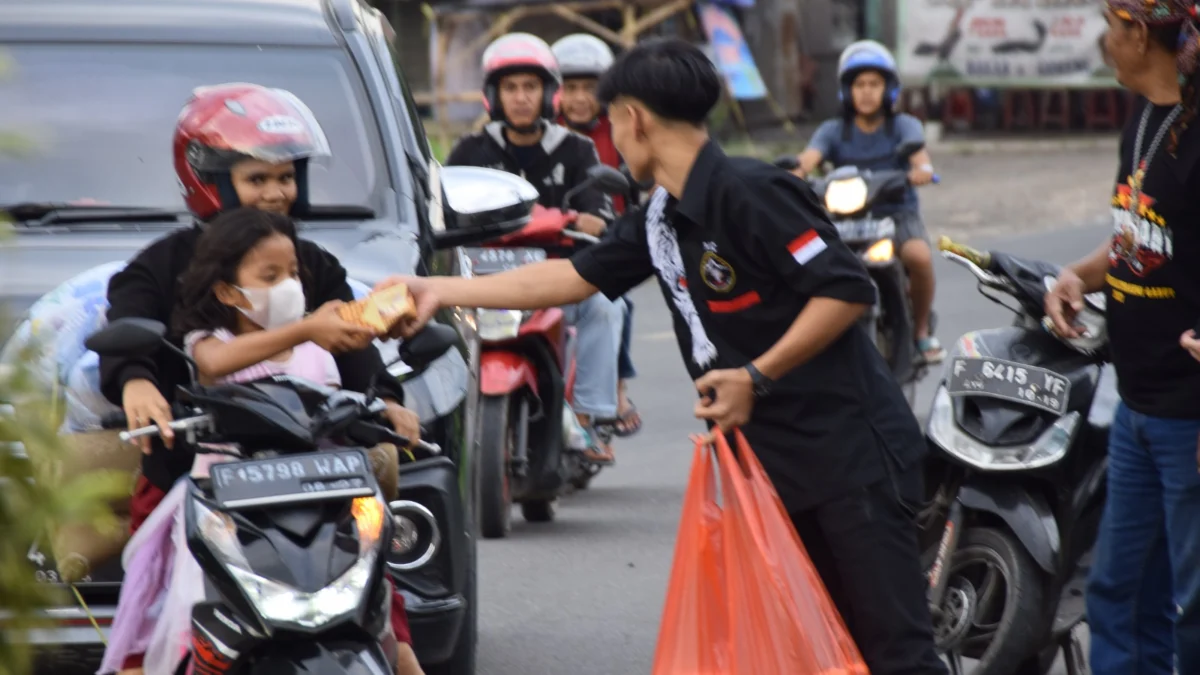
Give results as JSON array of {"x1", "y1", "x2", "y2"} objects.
[
  {"x1": 375, "y1": 276, "x2": 439, "y2": 340},
  {"x1": 122, "y1": 378, "x2": 173, "y2": 454},
  {"x1": 908, "y1": 166, "x2": 935, "y2": 186},
  {"x1": 1045, "y1": 270, "x2": 1088, "y2": 338},
  {"x1": 693, "y1": 368, "x2": 755, "y2": 432},
  {"x1": 303, "y1": 301, "x2": 377, "y2": 353},
  {"x1": 382, "y1": 399, "x2": 421, "y2": 448},
  {"x1": 575, "y1": 213, "x2": 607, "y2": 237},
  {"x1": 1180, "y1": 329, "x2": 1200, "y2": 363}
]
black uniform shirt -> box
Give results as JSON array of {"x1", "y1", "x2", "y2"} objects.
[{"x1": 571, "y1": 141, "x2": 925, "y2": 511}]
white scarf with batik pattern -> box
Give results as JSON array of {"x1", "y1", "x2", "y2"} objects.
[{"x1": 645, "y1": 187, "x2": 718, "y2": 369}]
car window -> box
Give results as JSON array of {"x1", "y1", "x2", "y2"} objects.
[
  {"x1": 375, "y1": 17, "x2": 433, "y2": 162},
  {"x1": 0, "y1": 43, "x2": 394, "y2": 213}
]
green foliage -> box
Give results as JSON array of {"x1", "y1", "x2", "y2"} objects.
[{"x1": 0, "y1": 47, "x2": 127, "y2": 675}]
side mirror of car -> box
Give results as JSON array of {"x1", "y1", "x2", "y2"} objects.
[
  {"x1": 434, "y1": 166, "x2": 538, "y2": 250},
  {"x1": 399, "y1": 321, "x2": 458, "y2": 371}
]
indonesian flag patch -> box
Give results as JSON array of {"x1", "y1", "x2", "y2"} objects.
[{"x1": 788, "y1": 230, "x2": 827, "y2": 265}]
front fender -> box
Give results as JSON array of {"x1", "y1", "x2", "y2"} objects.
[
  {"x1": 959, "y1": 479, "x2": 1060, "y2": 574},
  {"x1": 243, "y1": 638, "x2": 394, "y2": 674},
  {"x1": 479, "y1": 350, "x2": 538, "y2": 396}
]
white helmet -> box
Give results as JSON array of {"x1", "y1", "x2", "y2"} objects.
[{"x1": 551, "y1": 34, "x2": 615, "y2": 79}]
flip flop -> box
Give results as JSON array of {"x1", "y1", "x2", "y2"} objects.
[
  {"x1": 613, "y1": 400, "x2": 643, "y2": 438},
  {"x1": 918, "y1": 336, "x2": 947, "y2": 364}
]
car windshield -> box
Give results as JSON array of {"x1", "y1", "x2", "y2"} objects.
[{"x1": 0, "y1": 43, "x2": 392, "y2": 214}]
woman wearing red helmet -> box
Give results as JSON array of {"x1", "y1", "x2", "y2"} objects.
[{"x1": 99, "y1": 83, "x2": 425, "y2": 675}]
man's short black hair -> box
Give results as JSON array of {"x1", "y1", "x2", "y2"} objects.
[{"x1": 597, "y1": 38, "x2": 721, "y2": 125}]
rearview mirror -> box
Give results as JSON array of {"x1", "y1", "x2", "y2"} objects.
[
  {"x1": 400, "y1": 322, "x2": 458, "y2": 371},
  {"x1": 586, "y1": 165, "x2": 630, "y2": 195},
  {"x1": 895, "y1": 141, "x2": 926, "y2": 161},
  {"x1": 434, "y1": 166, "x2": 538, "y2": 250},
  {"x1": 84, "y1": 318, "x2": 167, "y2": 357}
]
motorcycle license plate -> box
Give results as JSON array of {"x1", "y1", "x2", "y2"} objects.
[
  {"x1": 834, "y1": 219, "x2": 878, "y2": 241},
  {"x1": 945, "y1": 356, "x2": 1071, "y2": 416},
  {"x1": 210, "y1": 449, "x2": 376, "y2": 510},
  {"x1": 463, "y1": 247, "x2": 546, "y2": 276}
]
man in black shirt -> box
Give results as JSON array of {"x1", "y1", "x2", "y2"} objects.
[
  {"x1": 378, "y1": 39, "x2": 944, "y2": 674},
  {"x1": 1046, "y1": 4, "x2": 1200, "y2": 672}
]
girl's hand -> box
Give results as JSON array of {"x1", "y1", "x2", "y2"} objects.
[
  {"x1": 122, "y1": 378, "x2": 174, "y2": 454},
  {"x1": 304, "y1": 301, "x2": 377, "y2": 353}
]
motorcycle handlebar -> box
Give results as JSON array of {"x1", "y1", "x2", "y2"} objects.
[
  {"x1": 936, "y1": 235, "x2": 992, "y2": 269},
  {"x1": 116, "y1": 413, "x2": 443, "y2": 456},
  {"x1": 119, "y1": 414, "x2": 214, "y2": 443},
  {"x1": 562, "y1": 229, "x2": 600, "y2": 245}
]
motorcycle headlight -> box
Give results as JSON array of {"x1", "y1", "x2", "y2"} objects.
[
  {"x1": 476, "y1": 309, "x2": 524, "y2": 342},
  {"x1": 926, "y1": 386, "x2": 1080, "y2": 470},
  {"x1": 824, "y1": 177, "x2": 868, "y2": 215},
  {"x1": 194, "y1": 496, "x2": 385, "y2": 629},
  {"x1": 863, "y1": 238, "x2": 894, "y2": 264}
]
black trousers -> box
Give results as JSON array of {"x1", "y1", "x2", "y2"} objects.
[{"x1": 789, "y1": 466, "x2": 947, "y2": 675}]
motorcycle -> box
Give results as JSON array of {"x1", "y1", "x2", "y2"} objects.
[
  {"x1": 462, "y1": 165, "x2": 631, "y2": 539},
  {"x1": 775, "y1": 142, "x2": 939, "y2": 400},
  {"x1": 82, "y1": 317, "x2": 458, "y2": 674},
  {"x1": 918, "y1": 236, "x2": 1110, "y2": 675}
]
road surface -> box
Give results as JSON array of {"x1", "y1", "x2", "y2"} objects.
[{"x1": 475, "y1": 221, "x2": 1109, "y2": 675}]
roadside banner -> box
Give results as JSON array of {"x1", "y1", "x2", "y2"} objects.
[
  {"x1": 698, "y1": 2, "x2": 768, "y2": 100},
  {"x1": 896, "y1": 0, "x2": 1117, "y2": 88}
]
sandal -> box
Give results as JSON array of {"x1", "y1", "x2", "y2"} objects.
[
  {"x1": 613, "y1": 400, "x2": 643, "y2": 438},
  {"x1": 582, "y1": 440, "x2": 616, "y2": 466},
  {"x1": 918, "y1": 336, "x2": 947, "y2": 364}
]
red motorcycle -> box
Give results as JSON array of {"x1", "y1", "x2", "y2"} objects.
[{"x1": 463, "y1": 165, "x2": 629, "y2": 539}]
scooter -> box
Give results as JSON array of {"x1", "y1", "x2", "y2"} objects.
[
  {"x1": 775, "y1": 142, "x2": 939, "y2": 401},
  {"x1": 83, "y1": 317, "x2": 457, "y2": 674},
  {"x1": 463, "y1": 165, "x2": 630, "y2": 539},
  {"x1": 918, "y1": 237, "x2": 1108, "y2": 675}
]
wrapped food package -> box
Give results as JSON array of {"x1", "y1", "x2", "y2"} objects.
[{"x1": 336, "y1": 284, "x2": 416, "y2": 335}]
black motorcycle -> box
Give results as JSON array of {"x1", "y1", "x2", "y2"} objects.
[
  {"x1": 775, "y1": 142, "x2": 938, "y2": 400},
  {"x1": 918, "y1": 237, "x2": 1110, "y2": 675},
  {"x1": 84, "y1": 317, "x2": 459, "y2": 673}
]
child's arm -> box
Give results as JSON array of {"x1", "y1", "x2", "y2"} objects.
[
  {"x1": 189, "y1": 322, "x2": 312, "y2": 381},
  {"x1": 898, "y1": 115, "x2": 936, "y2": 186}
]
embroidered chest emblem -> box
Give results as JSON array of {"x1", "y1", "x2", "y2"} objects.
[{"x1": 700, "y1": 250, "x2": 736, "y2": 292}]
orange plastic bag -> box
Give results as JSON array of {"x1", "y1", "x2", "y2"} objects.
[{"x1": 652, "y1": 431, "x2": 870, "y2": 675}]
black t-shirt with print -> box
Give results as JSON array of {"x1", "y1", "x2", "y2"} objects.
[
  {"x1": 570, "y1": 141, "x2": 926, "y2": 512},
  {"x1": 1106, "y1": 98, "x2": 1200, "y2": 419}
]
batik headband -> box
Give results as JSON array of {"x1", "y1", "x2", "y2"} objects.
[{"x1": 1107, "y1": 0, "x2": 1200, "y2": 74}]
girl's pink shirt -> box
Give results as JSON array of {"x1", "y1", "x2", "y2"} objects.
[{"x1": 183, "y1": 327, "x2": 341, "y2": 387}]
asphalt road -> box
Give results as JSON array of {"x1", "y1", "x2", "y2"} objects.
[{"x1": 474, "y1": 220, "x2": 1110, "y2": 675}]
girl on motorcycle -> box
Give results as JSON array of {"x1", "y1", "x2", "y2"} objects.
[{"x1": 99, "y1": 83, "x2": 423, "y2": 675}]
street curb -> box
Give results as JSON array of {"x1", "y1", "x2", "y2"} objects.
[{"x1": 929, "y1": 135, "x2": 1120, "y2": 155}]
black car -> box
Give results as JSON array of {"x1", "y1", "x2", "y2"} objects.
[{"x1": 0, "y1": 0, "x2": 538, "y2": 672}]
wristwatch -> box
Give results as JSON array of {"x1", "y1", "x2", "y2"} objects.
[{"x1": 744, "y1": 363, "x2": 774, "y2": 399}]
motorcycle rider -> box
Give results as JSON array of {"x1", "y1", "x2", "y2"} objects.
[
  {"x1": 790, "y1": 40, "x2": 945, "y2": 363},
  {"x1": 99, "y1": 83, "x2": 423, "y2": 675},
  {"x1": 552, "y1": 33, "x2": 643, "y2": 437},
  {"x1": 447, "y1": 33, "x2": 624, "y2": 463}
]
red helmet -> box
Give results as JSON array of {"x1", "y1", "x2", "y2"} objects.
[
  {"x1": 173, "y1": 83, "x2": 331, "y2": 219},
  {"x1": 481, "y1": 33, "x2": 562, "y2": 123}
]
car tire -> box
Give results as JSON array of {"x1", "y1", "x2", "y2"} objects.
[{"x1": 477, "y1": 395, "x2": 513, "y2": 539}]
